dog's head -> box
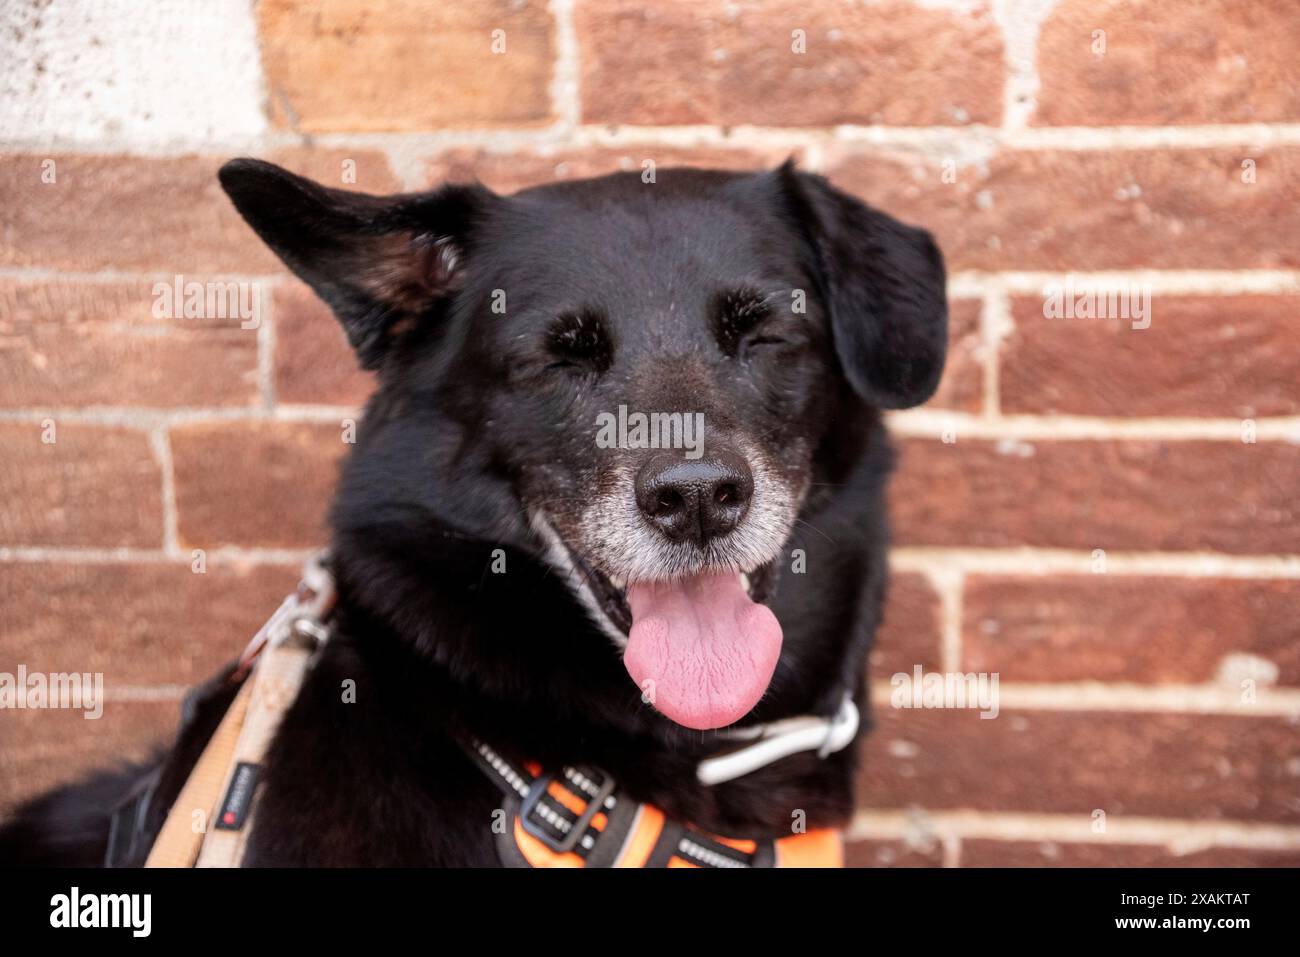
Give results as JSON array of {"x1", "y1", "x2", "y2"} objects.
[{"x1": 220, "y1": 159, "x2": 946, "y2": 731}]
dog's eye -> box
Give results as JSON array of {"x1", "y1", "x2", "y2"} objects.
[
  {"x1": 546, "y1": 309, "x2": 612, "y2": 374},
  {"x1": 711, "y1": 288, "x2": 774, "y2": 358}
]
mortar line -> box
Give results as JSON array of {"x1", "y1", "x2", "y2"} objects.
[
  {"x1": 980, "y1": 282, "x2": 1009, "y2": 419},
  {"x1": 992, "y1": 0, "x2": 1057, "y2": 133},
  {"x1": 949, "y1": 269, "x2": 1300, "y2": 295},
  {"x1": 4, "y1": 405, "x2": 1298, "y2": 440},
  {"x1": 0, "y1": 266, "x2": 288, "y2": 284},
  {"x1": 146, "y1": 426, "x2": 180, "y2": 558},
  {"x1": 3, "y1": 265, "x2": 1296, "y2": 294},
  {"x1": 915, "y1": 567, "x2": 965, "y2": 674},
  {"x1": 0, "y1": 405, "x2": 360, "y2": 427},
  {"x1": 0, "y1": 546, "x2": 312, "y2": 565},
  {"x1": 6, "y1": 122, "x2": 1300, "y2": 161},
  {"x1": 96, "y1": 679, "x2": 1300, "y2": 717},
  {"x1": 550, "y1": 0, "x2": 581, "y2": 133},
  {"x1": 104, "y1": 685, "x2": 189, "y2": 703},
  {"x1": 4, "y1": 545, "x2": 1298, "y2": 577},
  {"x1": 848, "y1": 809, "x2": 1300, "y2": 850},
  {"x1": 258, "y1": 276, "x2": 278, "y2": 410},
  {"x1": 891, "y1": 547, "x2": 1300, "y2": 579},
  {"x1": 868, "y1": 679, "x2": 1300, "y2": 715},
  {"x1": 887, "y1": 410, "x2": 1300, "y2": 441},
  {"x1": 942, "y1": 835, "x2": 962, "y2": 868}
]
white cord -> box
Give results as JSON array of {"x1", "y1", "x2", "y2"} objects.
[{"x1": 695, "y1": 695, "x2": 860, "y2": 786}]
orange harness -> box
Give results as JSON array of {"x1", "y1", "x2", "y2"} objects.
[{"x1": 463, "y1": 737, "x2": 844, "y2": 868}]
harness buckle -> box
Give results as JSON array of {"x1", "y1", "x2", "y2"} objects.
[{"x1": 519, "y1": 769, "x2": 615, "y2": 855}]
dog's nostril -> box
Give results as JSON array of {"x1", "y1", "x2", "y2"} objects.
[
  {"x1": 634, "y1": 448, "x2": 755, "y2": 546},
  {"x1": 655, "y1": 489, "x2": 684, "y2": 515}
]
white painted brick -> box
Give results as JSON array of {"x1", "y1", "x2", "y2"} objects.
[{"x1": 0, "y1": 0, "x2": 266, "y2": 148}]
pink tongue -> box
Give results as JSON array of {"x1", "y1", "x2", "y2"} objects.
[{"x1": 624, "y1": 572, "x2": 782, "y2": 730}]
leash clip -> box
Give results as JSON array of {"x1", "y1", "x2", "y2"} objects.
[{"x1": 233, "y1": 551, "x2": 335, "y2": 681}]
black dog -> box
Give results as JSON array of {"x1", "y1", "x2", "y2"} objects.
[{"x1": 0, "y1": 159, "x2": 946, "y2": 866}]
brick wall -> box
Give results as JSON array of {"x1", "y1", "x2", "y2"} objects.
[{"x1": 2, "y1": 0, "x2": 1298, "y2": 866}]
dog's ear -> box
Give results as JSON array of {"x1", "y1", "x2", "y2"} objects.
[
  {"x1": 777, "y1": 162, "x2": 947, "y2": 409},
  {"x1": 218, "y1": 158, "x2": 495, "y2": 369}
]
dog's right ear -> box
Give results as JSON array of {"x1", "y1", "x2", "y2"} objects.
[{"x1": 219, "y1": 158, "x2": 495, "y2": 369}]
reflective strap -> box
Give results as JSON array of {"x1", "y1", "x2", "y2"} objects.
[{"x1": 144, "y1": 678, "x2": 255, "y2": 868}]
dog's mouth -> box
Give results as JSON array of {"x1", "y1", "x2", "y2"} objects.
[
  {"x1": 565, "y1": 545, "x2": 779, "y2": 636},
  {"x1": 535, "y1": 515, "x2": 784, "y2": 731}
]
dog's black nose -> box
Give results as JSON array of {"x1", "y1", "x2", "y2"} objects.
[{"x1": 635, "y1": 449, "x2": 754, "y2": 545}]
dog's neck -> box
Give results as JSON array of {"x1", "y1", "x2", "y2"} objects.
[{"x1": 328, "y1": 536, "x2": 867, "y2": 833}]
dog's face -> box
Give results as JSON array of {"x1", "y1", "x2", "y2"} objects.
[{"x1": 220, "y1": 160, "x2": 946, "y2": 731}]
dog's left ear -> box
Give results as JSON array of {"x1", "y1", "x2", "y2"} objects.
[
  {"x1": 777, "y1": 162, "x2": 948, "y2": 409},
  {"x1": 219, "y1": 158, "x2": 495, "y2": 369}
]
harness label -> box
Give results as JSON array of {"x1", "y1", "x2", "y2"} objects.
[{"x1": 215, "y1": 761, "x2": 261, "y2": 831}]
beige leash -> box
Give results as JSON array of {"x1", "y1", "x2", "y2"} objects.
[
  {"x1": 145, "y1": 554, "x2": 334, "y2": 869},
  {"x1": 194, "y1": 634, "x2": 319, "y2": 867},
  {"x1": 143, "y1": 678, "x2": 255, "y2": 868}
]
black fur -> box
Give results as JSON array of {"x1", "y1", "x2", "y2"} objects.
[{"x1": 0, "y1": 160, "x2": 946, "y2": 866}]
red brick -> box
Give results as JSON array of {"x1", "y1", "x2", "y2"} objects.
[
  {"x1": 924, "y1": 298, "x2": 983, "y2": 413},
  {"x1": 870, "y1": 572, "x2": 943, "y2": 680},
  {"x1": 823, "y1": 147, "x2": 1300, "y2": 270},
  {"x1": 425, "y1": 145, "x2": 792, "y2": 195},
  {"x1": 962, "y1": 839, "x2": 1300, "y2": 867},
  {"x1": 261, "y1": 149, "x2": 404, "y2": 195},
  {"x1": 0, "y1": 561, "x2": 298, "y2": 688},
  {"x1": 1001, "y1": 295, "x2": 1300, "y2": 418},
  {"x1": 845, "y1": 837, "x2": 944, "y2": 868},
  {"x1": 963, "y1": 576, "x2": 1300, "y2": 685},
  {"x1": 170, "y1": 421, "x2": 347, "y2": 549},
  {"x1": 259, "y1": 0, "x2": 555, "y2": 131},
  {"x1": 891, "y1": 438, "x2": 1300, "y2": 554},
  {"x1": 273, "y1": 279, "x2": 374, "y2": 406},
  {"x1": 578, "y1": 0, "x2": 1002, "y2": 127},
  {"x1": 858, "y1": 707, "x2": 1300, "y2": 822},
  {"x1": 0, "y1": 277, "x2": 260, "y2": 408},
  {"x1": 0, "y1": 150, "x2": 398, "y2": 273},
  {"x1": 1035, "y1": 0, "x2": 1300, "y2": 125},
  {"x1": 0, "y1": 702, "x2": 176, "y2": 816},
  {"x1": 0, "y1": 424, "x2": 162, "y2": 547}
]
